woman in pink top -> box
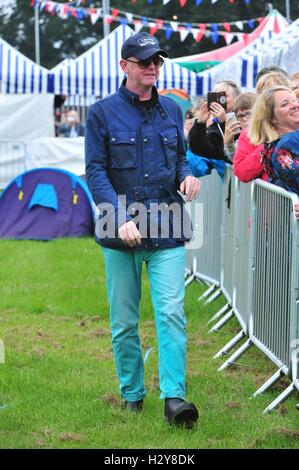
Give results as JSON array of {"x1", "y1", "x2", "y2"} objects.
[
  {"x1": 233, "y1": 71, "x2": 295, "y2": 183},
  {"x1": 233, "y1": 128, "x2": 267, "y2": 182}
]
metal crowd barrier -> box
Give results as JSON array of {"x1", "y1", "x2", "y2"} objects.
[
  {"x1": 212, "y1": 176, "x2": 253, "y2": 349},
  {"x1": 250, "y1": 181, "x2": 299, "y2": 412},
  {"x1": 185, "y1": 170, "x2": 222, "y2": 298},
  {"x1": 231, "y1": 179, "x2": 253, "y2": 334},
  {"x1": 186, "y1": 169, "x2": 299, "y2": 411},
  {"x1": 220, "y1": 167, "x2": 235, "y2": 305},
  {"x1": 217, "y1": 179, "x2": 299, "y2": 412},
  {"x1": 208, "y1": 167, "x2": 236, "y2": 332},
  {"x1": 0, "y1": 140, "x2": 27, "y2": 189}
]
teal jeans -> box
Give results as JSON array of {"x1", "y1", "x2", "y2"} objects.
[{"x1": 102, "y1": 246, "x2": 187, "y2": 402}]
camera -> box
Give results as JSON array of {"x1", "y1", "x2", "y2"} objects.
[{"x1": 207, "y1": 92, "x2": 227, "y2": 111}]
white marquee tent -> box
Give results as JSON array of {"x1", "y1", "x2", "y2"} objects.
[
  {"x1": 196, "y1": 17, "x2": 299, "y2": 94},
  {"x1": 0, "y1": 36, "x2": 52, "y2": 94},
  {"x1": 0, "y1": 36, "x2": 55, "y2": 146},
  {"x1": 52, "y1": 25, "x2": 202, "y2": 99},
  {"x1": 172, "y1": 10, "x2": 288, "y2": 72}
]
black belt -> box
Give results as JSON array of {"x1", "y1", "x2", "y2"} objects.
[{"x1": 123, "y1": 186, "x2": 174, "y2": 201}]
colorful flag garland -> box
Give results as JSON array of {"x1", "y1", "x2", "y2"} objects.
[{"x1": 30, "y1": 0, "x2": 264, "y2": 45}]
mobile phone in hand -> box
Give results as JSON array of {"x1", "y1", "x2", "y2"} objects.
[
  {"x1": 226, "y1": 112, "x2": 241, "y2": 136},
  {"x1": 207, "y1": 92, "x2": 227, "y2": 111}
]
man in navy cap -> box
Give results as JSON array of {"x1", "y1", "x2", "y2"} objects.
[{"x1": 85, "y1": 32, "x2": 200, "y2": 428}]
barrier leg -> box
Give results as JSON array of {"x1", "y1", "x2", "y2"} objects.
[
  {"x1": 204, "y1": 288, "x2": 222, "y2": 305},
  {"x1": 184, "y1": 269, "x2": 191, "y2": 280},
  {"x1": 252, "y1": 367, "x2": 285, "y2": 397},
  {"x1": 218, "y1": 339, "x2": 253, "y2": 371},
  {"x1": 185, "y1": 254, "x2": 196, "y2": 286},
  {"x1": 184, "y1": 273, "x2": 195, "y2": 287},
  {"x1": 208, "y1": 309, "x2": 234, "y2": 333},
  {"x1": 263, "y1": 382, "x2": 297, "y2": 414},
  {"x1": 213, "y1": 330, "x2": 246, "y2": 359},
  {"x1": 185, "y1": 274, "x2": 210, "y2": 288},
  {"x1": 197, "y1": 284, "x2": 217, "y2": 302},
  {"x1": 208, "y1": 302, "x2": 230, "y2": 324}
]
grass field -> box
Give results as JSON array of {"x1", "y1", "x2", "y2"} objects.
[{"x1": 0, "y1": 238, "x2": 299, "y2": 449}]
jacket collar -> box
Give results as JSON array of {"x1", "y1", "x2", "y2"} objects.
[{"x1": 119, "y1": 78, "x2": 159, "y2": 106}]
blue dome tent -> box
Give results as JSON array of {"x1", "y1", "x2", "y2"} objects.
[{"x1": 0, "y1": 168, "x2": 94, "y2": 240}]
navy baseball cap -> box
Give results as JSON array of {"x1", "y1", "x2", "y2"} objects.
[{"x1": 121, "y1": 32, "x2": 168, "y2": 60}]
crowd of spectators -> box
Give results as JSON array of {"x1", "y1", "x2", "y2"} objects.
[{"x1": 183, "y1": 65, "x2": 299, "y2": 217}]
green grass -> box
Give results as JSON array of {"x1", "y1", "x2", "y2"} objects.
[{"x1": 0, "y1": 238, "x2": 299, "y2": 449}]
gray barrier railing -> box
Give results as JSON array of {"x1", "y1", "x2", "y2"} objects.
[
  {"x1": 185, "y1": 170, "x2": 222, "y2": 294},
  {"x1": 211, "y1": 175, "x2": 253, "y2": 347},
  {"x1": 186, "y1": 169, "x2": 299, "y2": 412},
  {"x1": 250, "y1": 181, "x2": 299, "y2": 412},
  {"x1": 218, "y1": 179, "x2": 299, "y2": 411},
  {"x1": 0, "y1": 140, "x2": 27, "y2": 189},
  {"x1": 220, "y1": 167, "x2": 235, "y2": 305},
  {"x1": 207, "y1": 168, "x2": 236, "y2": 331},
  {"x1": 231, "y1": 179, "x2": 253, "y2": 334}
]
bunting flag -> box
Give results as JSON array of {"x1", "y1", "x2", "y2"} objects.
[
  {"x1": 172, "y1": 10, "x2": 288, "y2": 73},
  {"x1": 128, "y1": 0, "x2": 253, "y2": 3},
  {"x1": 30, "y1": 1, "x2": 265, "y2": 46}
]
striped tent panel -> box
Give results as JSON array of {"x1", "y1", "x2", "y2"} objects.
[
  {"x1": 0, "y1": 37, "x2": 52, "y2": 94},
  {"x1": 172, "y1": 9, "x2": 288, "y2": 66},
  {"x1": 52, "y1": 25, "x2": 201, "y2": 98},
  {"x1": 52, "y1": 25, "x2": 133, "y2": 97},
  {"x1": 197, "y1": 18, "x2": 299, "y2": 93},
  {"x1": 157, "y1": 59, "x2": 199, "y2": 97}
]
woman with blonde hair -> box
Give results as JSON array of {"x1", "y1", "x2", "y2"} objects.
[
  {"x1": 248, "y1": 86, "x2": 299, "y2": 196},
  {"x1": 255, "y1": 71, "x2": 295, "y2": 95},
  {"x1": 233, "y1": 71, "x2": 295, "y2": 183}
]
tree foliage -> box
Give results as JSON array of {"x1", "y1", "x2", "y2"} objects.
[{"x1": 0, "y1": 0, "x2": 298, "y2": 69}]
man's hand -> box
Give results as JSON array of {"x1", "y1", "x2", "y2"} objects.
[
  {"x1": 180, "y1": 176, "x2": 201, "y2": 202},
  {"x1": 118, "y1": 220, "x2": 142, "y2": 247},
  {"x1": 294, "y1": 202, "x2": 299, "y2": 221}
]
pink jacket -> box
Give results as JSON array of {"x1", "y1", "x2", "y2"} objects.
[{"x1": 233, "y1": 128, "x2": 268, "y2": 182}]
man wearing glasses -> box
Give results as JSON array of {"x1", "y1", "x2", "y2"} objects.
[{"x1": 85, "y1": 32, "x2": 200, "y2": 428}]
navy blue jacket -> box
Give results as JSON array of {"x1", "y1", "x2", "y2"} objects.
[{"x1": 85, "y1": 81, "x2": 193, "y2": 250}]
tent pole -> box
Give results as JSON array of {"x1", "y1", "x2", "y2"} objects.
[
  {"x1": 103, "y1": 0, "x2": 110, "y2": 37},
  {"x1": 34, "y1": 4, "x2": 40, "y2": 65},
  {"x1": 285, "y1": 0, "x2": 291, "y2": 23}
]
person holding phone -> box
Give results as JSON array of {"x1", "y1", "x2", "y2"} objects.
[
  {"x1": 188, "y1": 80, "x2": 241, "y2": 161},
  {"x1": 224, "y1": 92, "x2": 256, "y2": 160}
]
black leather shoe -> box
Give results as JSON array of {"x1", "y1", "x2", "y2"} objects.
[
  {"x1": 164, "y1": 398, "x2": 198, "y2": 428},
  {"x1": 125, "y1": 399, "x2": 143, "y2": 412}
]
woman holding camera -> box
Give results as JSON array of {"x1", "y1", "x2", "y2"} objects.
[{"x1": 188, "y1": 80, "x2": 241, "y2": 161}]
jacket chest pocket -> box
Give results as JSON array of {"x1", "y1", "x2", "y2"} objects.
[
  {"x1": 159, "y1": 129, "x2": 178, "y2": 169},
  {"x1": 109, "y1": 131, "x2": 137, "y2": 169}
]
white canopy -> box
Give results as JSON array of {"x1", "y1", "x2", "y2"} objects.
[
  {"x1": 52, "y1": 25, "x2": 201, "y2": 98},
  {"x1": 197, "y1": 18, "x2": 299, "y2": 94},
  {"x1": 173, "y1": 10, "x2": 288, "y2": 67},
  {"x1": 0, "y1": 36, "x2": 52, "y2": 94}
]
